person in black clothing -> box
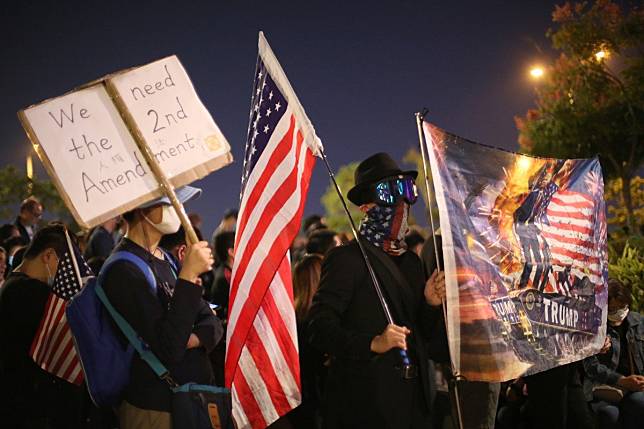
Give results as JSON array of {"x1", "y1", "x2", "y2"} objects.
[
  {"x1": 206, "y1": 231, "x2": 235, "y2": 387},
  {"x1": 524, "y1": 362, "x2": 596, "y2": 429},
  {"x1": 583, "y1": 279, "x2": 644, "y2": 429},
  {"x1": 14, "y1": 196, "x2": 43, "y2": 243},
  {"x1": 0, "y1": 223, "x2": 84, "y2": 429},
  {"x1": 514, "y1": 165, "x2": 559, "y2": 290},
  {"x1": 305, "y1": 229, "x2": 341, "y2": 257},
  {"x1": 421, "y1": 234, "x2": 501, "y2": 429},
  {"x1": 158, "y1": 225, "x2": 189, "y2": 269},
  {"x1": 288, "y1": 253, "x2": 326, "y2": 428},
  {"x1": 308, "y1": 153, "x2": 446, "y2": 429},
  {"x1": 83, "y1": 217, "x2": 119, "y2": 260},
  {"x1": 101, "y1": 186, "x2": 224, "y2": 429},
  {"x1": 0, "y1": 223, "x2": 20, "y2": 244},
  {"x1": 209, "y1": 231, "x2": 235, "y2": 316}
]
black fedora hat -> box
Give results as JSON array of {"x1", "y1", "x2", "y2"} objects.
[{"x1": 347, "y1": 153, "x2": 418, "y2": 205}]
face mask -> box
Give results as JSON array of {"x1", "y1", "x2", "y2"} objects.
[
  {"x1": 359, "y1": 201, "x2": 409, "y2": 255},
  {"x1": 144, "y1": 205, "x2": 182, "y2": 235},
  {"x1": 607, "y1": 306, "x2": 629, "y2": 324}
]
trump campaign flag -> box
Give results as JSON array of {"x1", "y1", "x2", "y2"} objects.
[
  {"x1": 225, "y1": 32, "x2": 322, "y2": 429},
  {"x1": 30, "y1": 229, "x2": 93, "y2": 385},
  {"x1": 423, "y1": 122, "x2": 608, "y2": 382}
]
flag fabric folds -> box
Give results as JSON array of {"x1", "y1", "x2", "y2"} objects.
[
  {"x1": 29, "y1": 229, "x2": 93, "y2": 385},
  {"x1": 423, "y1": 122, "x2": 608, "y2": 382},
  {"x1": 226, "y1": 32, "x2": 322, "y2": 429}
]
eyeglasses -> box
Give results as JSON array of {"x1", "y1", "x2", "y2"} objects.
[{"x1": 373, "y1": 176, "x2": 418, "y2": 206}]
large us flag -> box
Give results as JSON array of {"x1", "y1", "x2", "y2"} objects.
[
  {"x1": 226, "y1": 32, "x2": 321, "y2": 429},
  {"x1": 30, "y1": 229, "x2": 92, "y2": 385}
]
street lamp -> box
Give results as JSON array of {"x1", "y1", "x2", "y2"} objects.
[
  {"x1": 26, "y1": 150, "x2": 34, "y2": 194},
  {"x1": 529, "y1": 66, "x2": 545, "y2": 79},
  {"x1": 595, "y1": 49, "x2": 609, "y2": 61}
]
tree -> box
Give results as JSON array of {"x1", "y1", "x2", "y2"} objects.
[
  {"x1": 605, "y1": 175, "x2": 644, "y2": 229},
  {"x1": 515, "y1": 0, "x2": 644, "y2": 233},
  {"x1": 321, "y1": 162, "x2": 362, "y2": 233},
  {"x1": 0, "y1": 165, "x2": 72, "y2": 225}
]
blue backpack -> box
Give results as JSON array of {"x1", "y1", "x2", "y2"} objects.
[{"x1": 66, "y1": 251, "x2": 159, "y2": 406}]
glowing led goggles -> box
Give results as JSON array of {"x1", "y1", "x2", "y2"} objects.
[{"x1": 373, "y1": 176, "x2": 418, "y2": 206}]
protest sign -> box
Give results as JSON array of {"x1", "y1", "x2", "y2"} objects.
[
  {"x1": 19, "y1": 55, "x2": 232, "y2": 229},
  {"x1": 423, "y1": 122, "x2": 607, "y2": 382}
]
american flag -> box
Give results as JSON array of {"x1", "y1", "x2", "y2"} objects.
[
  {"x1": 29, "y1": 229, "x2": 92, "y2": 385},
  {"x1": 225, "y1": 32, "x2": 321, "y2": 429},
  {"x1": 540, "y1": 189, "x2": 602, "y2": 295}
]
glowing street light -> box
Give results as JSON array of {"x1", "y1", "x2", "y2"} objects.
[
  {"x1": 595, "y1": 49, "x2": 609, "y2": 61},
  {"x1": 529, "y1": 66, "x2": 545, "y2": 79}
]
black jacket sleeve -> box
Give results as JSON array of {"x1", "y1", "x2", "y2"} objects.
[
  {"x1": 192, "y1": 300, "x2": 224, "y2": 353},
  {"x1": 103, "y1": 261, "x2": 203, "y2": 366},
  {"x1": 307, "y1": 246, "x2": 375, "y2": 361}
]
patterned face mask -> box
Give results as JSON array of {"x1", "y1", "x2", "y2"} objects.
[{"x1": 359, "y1": 201, "x2": 409, "y2": 255}]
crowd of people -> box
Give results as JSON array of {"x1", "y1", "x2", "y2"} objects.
[{"x1": 0, "y1": 152, "x2": 642, "y2": 429}]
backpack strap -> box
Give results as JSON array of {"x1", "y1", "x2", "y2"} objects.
[
  {"x1": 156, "y1": 247, "x2": 179, "y2": 279},
  {"x1": 95, "y1": 251, "x2": 173, "y2": 385}
]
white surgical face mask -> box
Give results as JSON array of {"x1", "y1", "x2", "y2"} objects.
[
  {"x1": 607, "y1": 306, "x2": 629, "y2": 325},
  {"x1": 144, "y1": 205, "x2": 181, "y2": 235}
]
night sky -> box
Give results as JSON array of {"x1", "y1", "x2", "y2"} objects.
[{"x1": 1, "y1": 0, "x2": 560, "y2": 236}]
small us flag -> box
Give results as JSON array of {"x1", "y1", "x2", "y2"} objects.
[{"x1": 29, "y1": 229, "x2": 92, "y2": 385}]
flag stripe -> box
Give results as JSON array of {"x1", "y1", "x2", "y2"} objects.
[
  {"x1": 239, "y1": 346, "x2": 280, "y2": 424},
  {"x1": 246, "y1": 325, "x2": 293, "y2": 416},
  {"x1": 230, "y1": 115, "x2": 298, "y2": 306},
  {"x1": 34, "y1": 296, "x2": 61, "y2": 363},
  {"x1": 541, "y1": 231, "x2": 593, "y2": 249},
  {"x1": 41, "y1": 302, "x2": 67, "y2": 368},
  {"x1": 228, "y1": 37, "x2": 319, "y2": 427},
  {"x1": 227, "y1": 125, "x2": 306, "y2": 367},
  {"x1": 30, "y1": 232, "x2": 90, "y2": 386},
  {"x1": 547, "y1": 209, "x2": 592, "y2": 221},
  {"x1": 546, "y1": 221, "x2": 594, "y2": 236},
  {"x1": 229, "y1": 139, "x2": 312, "y2": 348},
  {"x1": 233, "y1": 366, "x2": 268, "y2": 428},
  {"x1": 227, "y1": 144, "x2": 303, "y2": 358},
  {"x1": 235, "y1": 117, "x2": 297, "y2": 253},
  {"x1": 30, "y1": 294, "x2": 56, "y2": 360}
]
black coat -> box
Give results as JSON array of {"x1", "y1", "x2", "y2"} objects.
[
  {"x1": 103, "y1": 238, "x2": 224, "y2": 412},
  {"x1": 13, "y1": 216, "x2": 31, "y2": 244},
  {"x1": 307, "y1": 240, "x2": 441, "y2": 429},
  {"x1": 83, "y1": 226, "x2": 115, "y2": 260}
]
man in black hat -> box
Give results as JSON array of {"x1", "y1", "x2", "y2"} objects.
[{"x1": 308, "y1": 153, "x2": 446, "y2": 429}]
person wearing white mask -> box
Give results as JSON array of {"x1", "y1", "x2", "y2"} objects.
[
  {"x1": 583, "y1": 278, "x2": 644, "y2": 429},
  {"x1": 101, "y1": 186, "x2": 224, "y2": 429}
]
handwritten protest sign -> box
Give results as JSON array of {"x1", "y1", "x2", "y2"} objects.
[{"x1": 19, "y1": 55, "x2": 232, "y2": 229}]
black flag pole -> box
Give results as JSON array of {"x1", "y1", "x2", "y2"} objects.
[
  {"x1": 319, "y1": 149, "x2": 413, "y2": 371},
  {"x1": 414, "y1": 111, "x2": 464, "y2": 429}
]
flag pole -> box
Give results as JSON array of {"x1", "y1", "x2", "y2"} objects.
[
  {"x1": 64, "y1": 227, "x2": 84, "y2": 286},
  {"x1": 104, "y1": 81, "x2": 199, "y2": 245},
  {"x1": 319, "y1": 149, "x2": 413, "y2": 370},
  {"x1": 414, "y1": 111, "x2": 464, "y2": 429}
]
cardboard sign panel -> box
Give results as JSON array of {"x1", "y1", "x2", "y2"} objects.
[
  {"x1": 108, "y1": 56, "x2": 231, "y2": 185},
  {"x1": 20, "y1": 84, "x2": 162, "y2": 227},
  {"x1": 19, "y1": 56, "x2": 233, "y2": 228}
]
